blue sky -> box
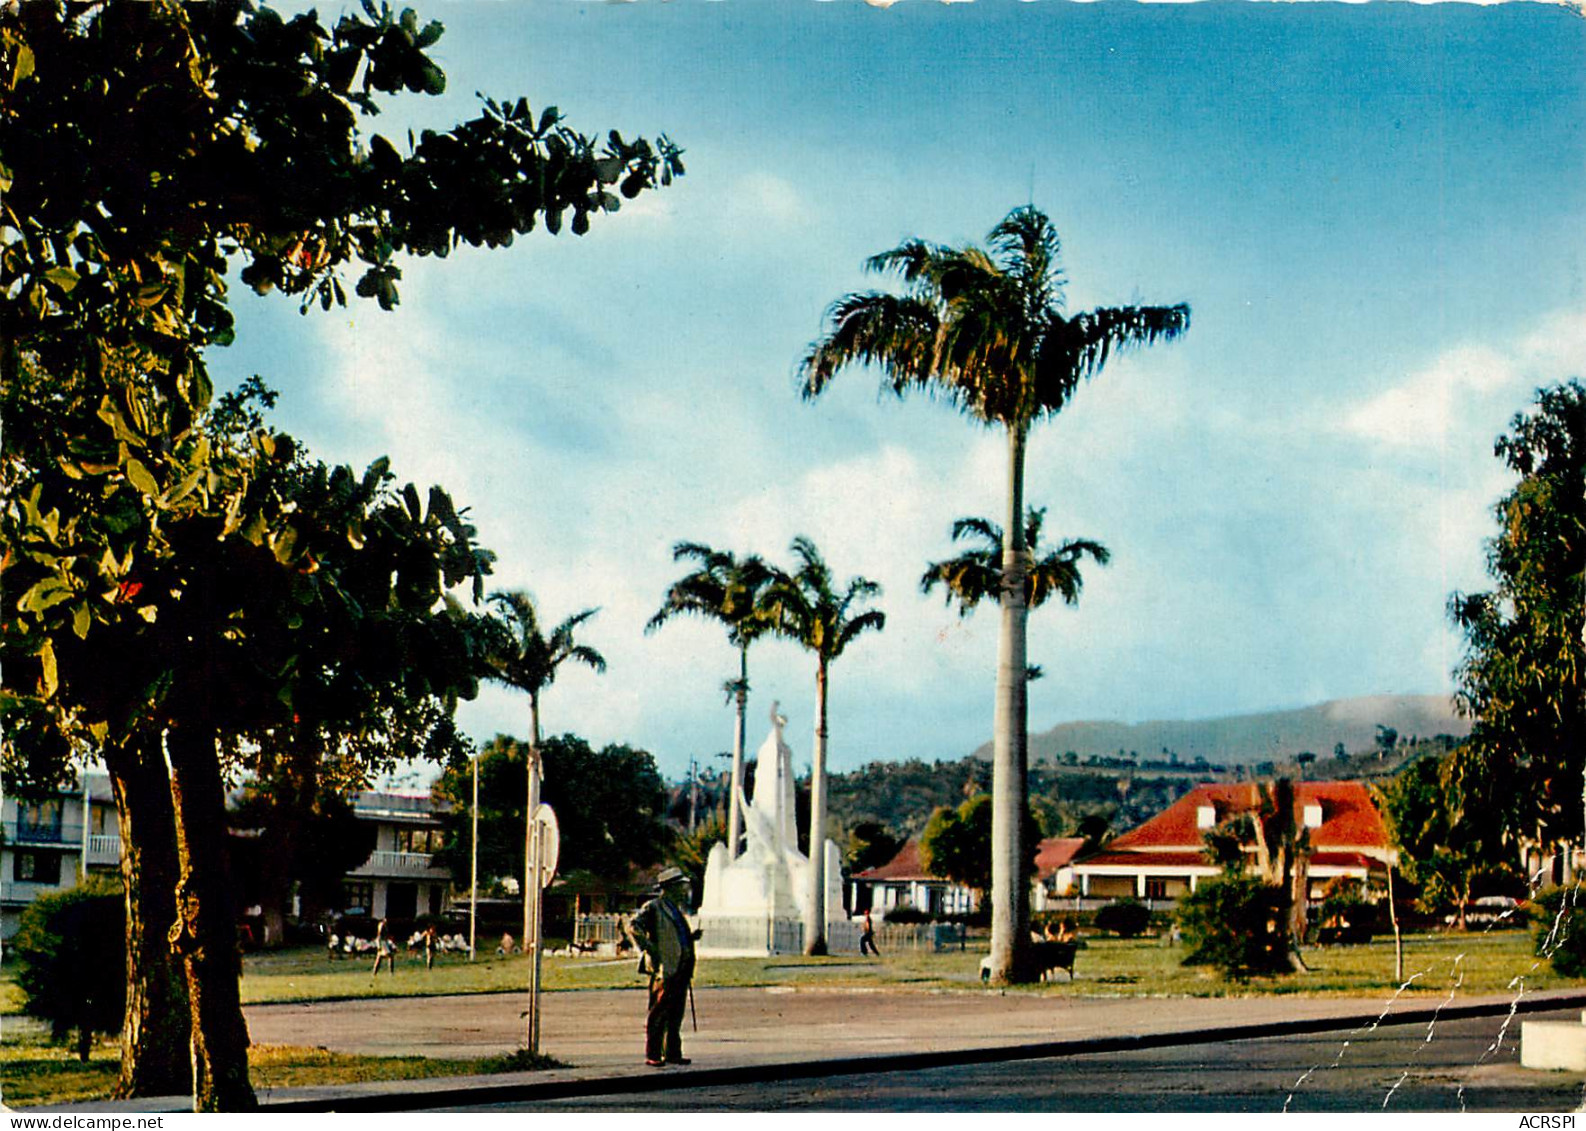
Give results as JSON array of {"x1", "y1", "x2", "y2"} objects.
[{"x1": 211, "y1": 1, "x2": 1586, "y2": 783}]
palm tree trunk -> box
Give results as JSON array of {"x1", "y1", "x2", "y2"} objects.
[
  {"x1": 165, "y1": 724, "x2": 256, "y2": 1112},
  {"x1": 805, "y1": 660, "x2": 830, "y2": 955},
  {"x1": 989, "y1": 423, "x2": 1032, "y2": 984},
  {"x1": 104, "y1": 732, "x2": 190, "y2": 1098},
  {"x1": 728, "y1": 644, "x2": 749, "y2": 860}
]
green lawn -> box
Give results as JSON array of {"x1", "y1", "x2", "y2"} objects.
[
  {"x1": 230, "y1": 928, "x2": 1573, "y2": 1003},
  {"x1": 2, "y1": 927, "x2": 1576, "y2": 1108}
]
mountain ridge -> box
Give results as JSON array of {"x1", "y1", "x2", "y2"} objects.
[{"x1": 970, "y1": 693, "x2": 1469, "y2": 766}]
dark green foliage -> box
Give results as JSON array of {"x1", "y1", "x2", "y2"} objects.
[
  {"x1": 1176, "y1": 875, "x2": 1292, "y2": 980},
  {"x1": 13, "y1": 882, "x2": 127, "y2": 1058},
  {"x1": 846, "y1": 820, "x2": 903, "y2": 872},
  {"x1": 1533, "y1": 886, "x2": 1586, "y2": 977},
  {"x1": 919, "y1": 794, "x2": 1041, "y2": 897},
  {"x1": 435, "y1": 733, "x2": 669, "y2": 884},
  {"x1": 1450, "y1": 382, "x2": 1586, "y2": 857},
  {"x1": 668, "y1": 814, "x2": 725, "y2": 911},
  {"x1": 880, "y1": 905, "x2": 932, "y2": 924},
  {"x1": 1093, "y1": 898, "x2": 1151, "y2": 939},
  {"x1": 1317, "y1": 889, "x2": 1379, "y2": 945}
]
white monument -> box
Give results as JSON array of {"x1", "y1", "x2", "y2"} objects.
[{"x1": 698, "y1": 703, "x2": 846, "y2": 955}]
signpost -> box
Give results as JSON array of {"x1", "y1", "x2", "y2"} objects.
[{"x1": 526, "y1": 802, "x2": 559, "y2": 1055}]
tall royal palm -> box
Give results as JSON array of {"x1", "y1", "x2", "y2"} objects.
[
  {"x1": 802, "y1": 205, "x2": 1188, "y2": 982},
  {"x1": 764, "y1": 536, "x2": 886, "y2": 955},
  {"x1": 648, "y1": 543, "x2": 775, "y2": 861},
  {"x1": 922, "y1": 507, "x2": 1110, "y2": 618},
  {"x1": 481, "y1": 591, "x2": 607, "y2": 941}
]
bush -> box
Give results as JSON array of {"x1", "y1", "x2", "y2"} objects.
[
  {"x1": 1317, "y1": 891, "x2": 1379, "y2": 945},
  {"x1": 13, "y1": 881, "x2": 126, "y2": 1059},
  {"x1": 881, "y1": 905, "x2": 931, "y2": 924},
  {"x1": 1094, "y1": 898, "x2": 1151, "y2": 938},
  {"x1": 1175, "y1": 875, "x2": 1292, "y2": 980},
  {"x1": 1533, "y1": 885, "x2": 1586, "y2": 976}
]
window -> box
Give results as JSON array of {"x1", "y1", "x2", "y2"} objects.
[
  {"x1": 341, "y1": 881, "x2": 374, "y2": 915},
  {"x1": 18, "y1": 800, "x2": 63, "y2": 842},
  {"x1": 1145, "y1": 879, "x2": 1169, "y2": 900},
  {"x1": 396, "y1": 827, "x2": 442, "y2": 854},
  {"x1": 14, "y1": 852, "x2": 62, "y2": 884}
]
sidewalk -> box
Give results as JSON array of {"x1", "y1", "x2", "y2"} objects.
[{"x1": 38, "y1": 985, "x2": 1586, "y2": 1113}]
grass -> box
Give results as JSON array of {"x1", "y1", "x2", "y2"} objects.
[
  {"x1": 1, "y1": 926, "x2": 1575, "y2": 1108},
  {"x1": 0, "y1": 1015, "x2": 495, "y2": 1109},
  {"x1": 227, "y1": 926, "x2": 1575, "y2": 1003}
]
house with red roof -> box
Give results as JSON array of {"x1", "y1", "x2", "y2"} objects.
[
  {"x1": 1032, "y1": 836, "x2": 1087, "y2": 909},
  {"x1": 1070, "y1": 781, "x2": 1396, "y2": 903},
  {"x1": 850, "y1": 834, "x2": 1093, "y2": 919},
  {"x1": 848, "y1": 838, "x2": 977, "y2": 919}
]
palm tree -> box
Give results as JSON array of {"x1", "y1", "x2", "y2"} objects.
[
  {"x1": 763, "y1": 536, "x2": 886, "y2": 955},
  {"x1": 647, "y1": 543, "x2": 775, "y2": 861},
  {"x1": 922, "y1": 506, "x2": 1109, "y2": 619},
  {"x1": 801, "y1": 204, "x2": 1188, "y2": 982},
  {"x1": 480, "y1": 591, "x2": 607, "y2": 942}
]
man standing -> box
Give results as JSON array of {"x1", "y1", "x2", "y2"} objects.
[{"x1": 628, "y1": 867, "x2": 697, "y2": 1067}]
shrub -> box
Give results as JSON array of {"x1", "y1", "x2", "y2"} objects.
[
  {"x1": 1094, "y1": 898, "x2": 1151, "y2": 938},
  {"x1": 1317, "y1": 891, "x2": 1379, "y2": 945},
  {"x1": 881, "y1": 905, "x2": 931, "y2": 924},
  {"x1": 13, "y1": 881, "x2": 126, "y2": 1059},
  {"x1": 1176, "y1": 875, "x2": 1292, "y2": 980},
  {"x1": 1533, "y1": 885, "x2": 1586, "y2": 977}
]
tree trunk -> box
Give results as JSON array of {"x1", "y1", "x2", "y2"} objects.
[
  {"x1": 166, "y1": 724, "x2": 256, "y2": 1112},
  {"x1": 989, "y1": 424, "x2": 1032, "y2": 984},
  {"x1": 1387, "y1": 864, "x2": 1404, "y2": 983},
  {"x1": 805, "y1": 661, "x2": 830, "y2": 956},
  {"x1": 728, "y1": 645, "x2": 749, "y2": 861},
  {"x1": 103, "y1": 732, "x2": 191, "y2": 1099}
]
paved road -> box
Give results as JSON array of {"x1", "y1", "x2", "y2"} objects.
[
  {"x1": 246, "y1": 984, "x2": 1577, "y2": 1071},
  {"x1": 239, "y1": 986, "x2": 1586, "y2": 1113},
  {"x1": 438, "y1": 1010, "x2": 1586, "y2": 1113}
]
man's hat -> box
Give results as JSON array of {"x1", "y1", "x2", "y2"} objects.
[{"x1": 653, "y1": 866, "x2": 687, "y2": 890}]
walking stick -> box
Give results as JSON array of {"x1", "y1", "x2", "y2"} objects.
[{"x1": 688, "y1": 982, "x2": 698, "y2": 1032}]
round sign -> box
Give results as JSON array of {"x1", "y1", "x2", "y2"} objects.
[{"x1": 532, "y1": 803, "x2": 560, "y2": 884}]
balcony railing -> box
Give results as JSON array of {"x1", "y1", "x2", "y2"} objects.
[
  {"x1": 86, "y1": 835, "x2": 122, "y2": 865},
  {"x1": 3, "y1": 821, "x2": 83, "y2": 845},
  {"x1": 349, "y1": 850, "x2": 449, "y2": 878}
]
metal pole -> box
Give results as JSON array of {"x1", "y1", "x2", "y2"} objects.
[
  {"x1": 469, "y1": 751, "x2": 479, "y2": 962},
  {"x1": 528, "y1": 814, "x2": 543, "y2": 1054},
  {"x1": 78, "y1": 752, "x2": 91, "y2": 883}
]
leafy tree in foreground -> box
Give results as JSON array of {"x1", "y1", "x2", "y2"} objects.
[
  {"x1": 1449, "y1": 380, "x2": 1586, "y2": 878},
  {"x1": 802, "y1": 205, "x2": 1188, "y2": 982},
  {"x1": 1, "y1": 0, "x2": 680, "y2": 1107},
  {"x1": 764, "y1": 535, "x2": 885, "y2": 955}
]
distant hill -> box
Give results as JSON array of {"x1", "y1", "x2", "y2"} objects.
[{"x1": 971, "y1": 694, "x2": 1469, "y2": 767}]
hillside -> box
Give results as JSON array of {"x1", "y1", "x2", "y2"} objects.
[{"x1": 971, "y1": 693, "x2": 1469, "y2": 767}]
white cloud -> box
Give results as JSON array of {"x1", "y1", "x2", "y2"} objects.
[{"x1": 1343, "y1": 307, "x2": 1586, "y2": 449}]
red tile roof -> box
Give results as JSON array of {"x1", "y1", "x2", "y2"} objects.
[
  {"x1": 1080, "y1": 850, "x2": 1214, "y2": 870},
  {"x1": 853, "y1": 838, "x2": 933, "y2": 882},
  {"x1": 1034, "y1": 837, "x2": 1087, "y2": 878},
  {"x1": 1108, "y1": 781, "x2": 1389, "y2": 853}
]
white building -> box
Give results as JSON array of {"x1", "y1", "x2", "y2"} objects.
[
  {"x1": 1, "y1": 776, "x2": 455, "y2": 938},
  {"x1": 1, "y1": 773, "x2": 120, "y2": 940}
]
